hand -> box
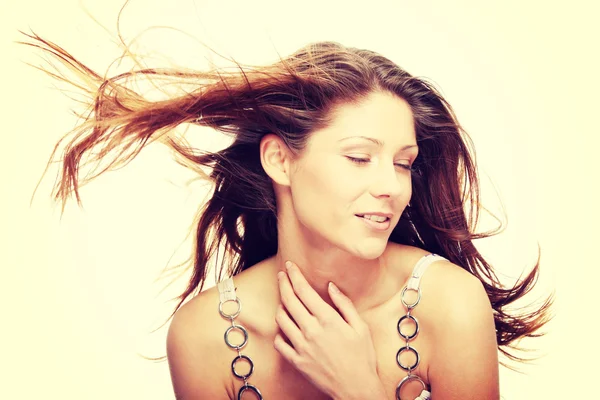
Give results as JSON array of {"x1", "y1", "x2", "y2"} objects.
[{"x1": 274, "y1": 261, "x2": 386, "y2": 400}]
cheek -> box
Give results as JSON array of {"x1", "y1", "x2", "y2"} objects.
[
  {"x1": 404, "y1": 175, "x2": 413, "y2": 200},
  {"x1": 397, "y1": 176, "x2": 412, "y2": 208},
  {"x1": 289, "y1": 168, "x2": 323, "y2": 219},
  {"x1": 290, "y1": 161, "x2": 349, "y2": 224}
]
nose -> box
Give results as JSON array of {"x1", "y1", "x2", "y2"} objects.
[{"x1": 368, "y1": 161, "x2": 405, "y2": 199}]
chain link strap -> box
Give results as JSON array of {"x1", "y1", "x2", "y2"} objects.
[
  {"x1": 395, "y1": 285, "x2": 431, "y2": 400},
  {"x1": 218, "y1": 281, "x2": 263, "y2": 400}
]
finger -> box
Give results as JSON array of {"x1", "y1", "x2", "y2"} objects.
[
  {"x1": 273, "y1": 333, "x2": 300, "y2": 366},
  {"x1": 278, "y1": 270, "x2": 314, "y2": 331},
  {"x1": 328, "y1": 282, "x2": 367, "y2": 331},
  {"x1": 285, "y1": 261, "x2": 336, "y2": 321},
  {"x1": 274, "y1": 304, "x2": 305, "y2": 350}
]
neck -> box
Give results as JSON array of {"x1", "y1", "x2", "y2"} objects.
[{"x1": 272, "y1": 220, "x2": 394, "y2": 314}]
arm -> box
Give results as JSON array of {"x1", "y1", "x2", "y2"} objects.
[
  {"x1": 429, "y1": 270, "x2": 500, "y2": 399},
  {"x1": 167, "y1": 294, "x2": 231, "y2": 400}
]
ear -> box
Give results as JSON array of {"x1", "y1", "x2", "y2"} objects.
[{"x1": 260, "y1": 134, "x2": 292, "y2": 186}]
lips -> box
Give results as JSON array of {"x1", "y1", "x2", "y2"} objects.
[
  {"x1": 355, "y1": 212, "x2": 393, "y2": 221},
  {"x1": 357, "y1": 214, "x2": 390, "y2": 222},
  {"x1": 356, "y1": 214, "x2": 392, "y2": 231}
]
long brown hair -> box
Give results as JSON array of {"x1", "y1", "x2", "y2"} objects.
[{"x1": 23, "y1": 32, "x2": 552, "y2": 365}]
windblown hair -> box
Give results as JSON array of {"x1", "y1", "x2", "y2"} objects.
[{"x1": 23, "y1": 32, "x2": 552, "y2": 364}]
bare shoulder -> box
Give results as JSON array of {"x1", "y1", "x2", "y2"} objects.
[
  {"x1": 395, "y1": 245, "x2": 499, "y2": 397},
  {"x1": 166, "y1": 284, "x2": 233, "y2": 400},
  {"x1": 386, "y1": 243, "x2": 488, "y2": 313},
  {"x1": 424, "y1": 255, "x2": 487, "y2": 305},
  {"x1": 419, "y1": 252, "x2": 493, "y2": 329},
  {"x1": 166, "y1": 260, "x2": 279, "y2": 400},
  {"x1": 386, "y1": 243, "x2": 493, "y2": 328}
]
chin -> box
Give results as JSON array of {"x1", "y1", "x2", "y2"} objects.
[{"x1": 350, "y1": 240, "x2": 389, "y2": 260}]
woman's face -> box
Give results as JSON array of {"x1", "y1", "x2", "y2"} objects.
[{"x1": 288, "y1": 91, "x2": 418, "y2": 259}]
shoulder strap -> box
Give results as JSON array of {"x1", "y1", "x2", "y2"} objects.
[
  {"x1": 217, "y1": 277, "x2": 237, "y2": 302},
  {"x1": 216, "y1": 276, "x2": 263, "y2": 398},
  {"x1": 406, "y1": 253, "x2": 446, "y2": 291}
]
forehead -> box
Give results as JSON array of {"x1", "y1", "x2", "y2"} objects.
[{"x1": 309, "y1": 91, "x2": 416, "y2": 148}]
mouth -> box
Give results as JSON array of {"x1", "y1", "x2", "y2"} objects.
[
  {"x1": 355, "y1": 214, "x2": 392, "y2": 222},
  {"x1": 356, "y1": 214, "x2": 390, "y2": 222},
  {"x1": 355, "y1": 214, "x2": 392, "y2": 231}
]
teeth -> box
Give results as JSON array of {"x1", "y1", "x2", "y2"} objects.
[{"x1": 362, "y1": 215, "x2": 388, "y2": 222}]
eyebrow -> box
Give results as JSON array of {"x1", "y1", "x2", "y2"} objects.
[{"x1": 337, "y1": 136, "x2": 418, "y2": 150}]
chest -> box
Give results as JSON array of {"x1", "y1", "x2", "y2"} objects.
[{"x1": 221, "y1": 308, "x2": 432, "y2": 400}]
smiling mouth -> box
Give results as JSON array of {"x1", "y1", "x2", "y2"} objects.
[
  {"x1": 355, "y1": 214, "x2": 391, "y2": 222},
  {"x1": 355, "y1": 214, "x2": 392, "y2": 231}
]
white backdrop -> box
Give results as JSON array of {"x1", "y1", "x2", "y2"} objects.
[{"x1": 2, "y1": 0, "x2": 598, "y2": 398}]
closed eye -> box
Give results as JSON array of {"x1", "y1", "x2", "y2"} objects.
[
  {"x1": 395, "y1": 162, "x2": 413, "y2": 171},
  {"x1": 346, "y1": 156, "x2": 413, "y2": 171},
  {"x1": 346, "y1": 156, "x2": 370, "y2": 165}
]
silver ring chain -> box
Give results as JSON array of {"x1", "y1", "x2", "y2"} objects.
[
  {"x1": 219, "y1": 297, "x2": 263, "y2": 400},
  {"x1": 395, "y1": 287, "x2": 429, "y2": 400}
]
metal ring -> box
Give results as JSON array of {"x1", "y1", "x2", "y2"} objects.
[
  {"x1": 219, "y1": 298, "x2": 242, "y2": 319},
  {"x1": 231, "y1": 354, "x2": 254, "y2": 380},
  {"x1": 401, "y1": 286, "x2": 421, "y2": 309},
  {"x1": 238, "y1": 383, "x2": 263, "y2": 400},
  {"x1": 225, "y1": 325, "x2": 248, "y2": 349},
  {"x1": 397, "y1": 314, "x2": 419, "y2": 340},
  {"x1": 395, "y1": 374, "x2": 427, "y2": 400},
  {"x1": 396, "y1": 345, "x2": 420, "y2": 371}
]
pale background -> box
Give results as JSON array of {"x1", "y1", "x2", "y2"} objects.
[{"x1": 1, "y1": 0, "x2": 598, "y2": 398}]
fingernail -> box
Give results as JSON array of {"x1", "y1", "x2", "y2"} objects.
[
  {"x1": 285, "y1": 261, "x2": 292, "y2": 270},
  {"x1": 329, "y1": 282, "x2": 340, "y2": 294},
  {"x1": 277, "y1": 271, "x2": 284, "y2": 280}
]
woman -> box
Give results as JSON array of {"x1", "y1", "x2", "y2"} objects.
[{"x1": 26, "y1": 34, "x2": 551, "y2": 399}]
